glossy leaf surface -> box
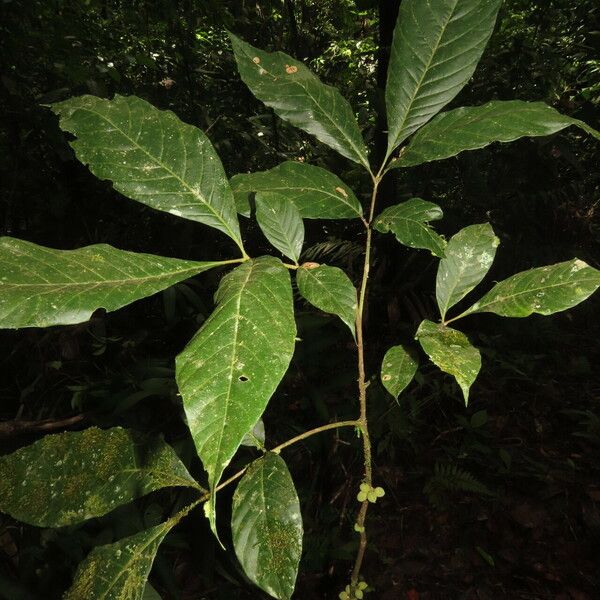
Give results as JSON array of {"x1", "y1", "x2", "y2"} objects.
[
  {"x1": 416, "y1": 320, "x2": 481, "y2": 405},
  {"x1": 386, "y1": 0, "x2": 502, "y2": 153},
  {"x1": 255, "y1": 193, "x2": 304, "y2": 263},
  {"x1": 296, "y1": 264, "x2": 357, "y2": 339},
  {"x1": 230, "y1": 34, "x2": 370, "y2": 170},
  {"x1": 374, "y1": 199, "x2": 446, "y2": 257},
  {"x1": 0, "y1": 237, "x2": 228, "y2": 329},
  {"x1": 231, "y1": 161, "x2": 362, "y2": 219},
  {"x1": 462, "y1": 259, "x2": 600, "y2": 318},
  {"x1": 51, "y1": 95, "x2": 242, "y2": 248},
  {"x1": 176, "y1": 257, "x2": 296, "y2": 535},
  {"x1": 436, "y1": 223, "x2": 499, "y2": 321},
  {"x1": 394, "y1": 100, "x2": 600, "y2": 167},
  {"x1": 381, "y1": 345, "x2": 419, "y2": 400},
  {"x1": 0, "y1": 427, "x2": 198, "y2": 527},
  {"x1": 232, "y1": 453, "x2": 302, "y2": 600}
]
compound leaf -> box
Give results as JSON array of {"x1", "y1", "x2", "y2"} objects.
[
  {"x1": 232, "y1": 453, "x2": 302, "y2": 600},
  {"x1": 175, "y1": 257, "x2": 296, "y2": 537},
  {"x1": 374, "y1": 199, "x2": 445, "y2": 257},
  {"x1": 386, "y1": 0, "x2": 502, "y2": 154},
  {"x1": 436, "y1": 223, "x2": 499, "y2": 321},
  {"x1": 231, "y1": 162, "x2": 362, "y2": 219},
  {"x1": 416, "y1": 320, "x2": 481, "y2": 405},
  {"x1": 0, "y1": 237, "x2": 231, "y2": 328},
  {"x1": 296, "y1": 264, "x2": 357, "y2": 339},
  {"x1": 255, "y1": 193, "x2": 304, "y2": 263},
  {"x1": 393, "y1": 100, "x2": 600, "y2": 167},
  {"x1": 230, "y1": 34, "x2": 370, "y2": 170},
  {"x1": 381, "y1": 345, "x2": 419, "y2": 400},
  {"x1": 0, "y1": 427, "x2": 199, "y2": 528},
  {"x1": 462, "y1": 259, "x2": 600, "y2": 318},
  {"x1": 51, "y1": 95, "x2": 243, "y2": 250}
]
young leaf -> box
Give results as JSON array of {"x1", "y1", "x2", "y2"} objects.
[
  {"x1": 436, "y1": 223, "x2": 499, "y2": 321},
  {"x1": 393, "y1": 100, "x2": 600, "y2": 168},
  {"x1": 0, "y1": 237, "x2": 233, "y2": 329},
  {"x1": 176, "y1": 257, "x2": 296, "y2": 537},
  {"x1": 231, "y1": 161, "x2": 362, "y2": 219},
  {"x1": 416, "y1": 320, "x2": 481, "y2": 405},
  {"x1": 0, "y1": 427, "x2": 199, "y2": 527},
  {"x1": 255, "y1": 193, "x2": 304, "y2": 263},
  {"x1": 229, "y1": 34, "x2": 370, "y2": 170},
  {"x1": 50, "y1": 95, "x2": 243, "y2": 250},
  {"x1": 64, "y1": 515, "x2": 180, "y2": 600},
  {"x1": 296, "y1": 264, "x2": 357, "y2": 339},
  {"x1": 373, "y1": 199, "x2": 446, "y2": 257},
  {"x1": 386, "y1": 0, "x2": 502, "y2": 154},
  {"x1": 461, "y1": 259, "x2": 600, "y2": 318},
  {"x1": 232, "y1": 453, "x2": 302, "y2": 600},
  {"x1": 381, "y1": 345, "x2": 419, "y2": 400}
]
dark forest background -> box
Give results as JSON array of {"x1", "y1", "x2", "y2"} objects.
[{"x1": 0, "y1": 1, "x2": 599, "y2": 598}]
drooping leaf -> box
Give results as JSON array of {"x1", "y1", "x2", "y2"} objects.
[
  {"x1": 64, "y1": 513, "x2": 182, "y2": 600},
  {"x1": 255, "y1": 193, "x2": 304, "y2": 263},
  {"x1": 393, "y1": 100, "x2": 600, "y2": 168},
  {"x1": 0, "y1": 427, "x2": 199, "y2": 528},
  {"x1": 50, "y1": 95, "x2": 243, "y2": 250},
  {"x1": 231, "y1": 162, "x2": 362, "y2": 219},
  {"x1": 229, "y1": 34, "x2": 370, "y2": 170},
  {"x1": 381, "y1": 345, "x2": 419, "y2": 400},
  {"x1": 232, "y1": 453, "x2": 302, "y2": 600},
  {"x1": 296, "y1": 264, "x2": 357, "y2": 339},
  {"x1": 436, "y1": 223, "x2": 499, "y2": 321},
  {"x1": 461, "y1": 259, "x2": 600, "y2": 318},
  {"x1": 373, "y1": 199, "x2": 446, "y2": 257},
  {"x1": 176, "y1": 257, "x2": 296, "y2": 536},
  {"x1": 416, "y1": 320, "x2": 481, "y2": 405},
  {"x1": 386, "y1": 0, "x2": 502, "y2": 154},
  {"x1": 0, "y1": 237, "x2": 233, "y2": 329}
]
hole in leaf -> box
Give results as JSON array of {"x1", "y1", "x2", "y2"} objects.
[{"x1": 238, "y1": 375, "x2": 249, "y2": 382}]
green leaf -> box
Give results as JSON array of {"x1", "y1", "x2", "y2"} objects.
[
  {"x1": 373, "y1": 199, "x2": 446, "y2": 257},
  {"x1": 142, "y1": 583, "x2": 162, "y2": 600},
  {"x1": 416, "y1": 320, "x2": 481, "y2": 405},
  {"x1": 436, "y1": 223, "x2": 499, "y2": 321},
  {"x1": 232, "y1": 453, "x2": 302, "y2": 600},
  {"x1": 393, "y1": 100, "x2": 600, "y2": 168},
  {"x1": 231, "y1": 161, "x2": 363, "y2": 220},
  {"x1": 461, "y1": 259, "x2": 600, "y2": 318},
  {"x1": 64, "y1": 514, "x2": 181, "y2": 600},
  {"x1": 0, "y1": 427, "x2": 198, "y2": 528},
  {"x1": 241, "y1": 419, "x2": 266, "y2": 449},
  {"x1": 50, "y1": 95, "x2": 243, "y2": 250},
  {"x1": 175, "y1": 257, "x2": 296, "y2": 537},
  {"x1": 229, "y1": 34, "x2": 370, "y2": 170},
  {"x1": 0, "y1": 237, "x2": 233, "y2": 329},
  {"x1": 381, "y1": 345, "x2": 419, "y2": 400},
  {"x1": 296, "y1": 264, "x2": 357, "y2": 339},
  {"x1": 386, "y1": 0, "x2": 502, "y2": 154},
  {"x1": 255, "y1": 193, "x2": 304, "y2": 263}
]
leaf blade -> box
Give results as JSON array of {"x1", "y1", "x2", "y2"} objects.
[
  {"x1": 231, "y1": 453, "x2": 302, "y2": 600},
  {"x1": 381, "y1": 345, "x2": 419, "y2": 400}
]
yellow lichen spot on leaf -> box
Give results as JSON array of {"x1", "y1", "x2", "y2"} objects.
[
  {"x1": 285, "y1": 64, "x2": 298, "y2": 74},
  {"x1": 301, "y1": 262, "x2": 319, "y2": 270},
  {"x1": 252, "y1": 56, "x2": 261, "y2": 64},
  {"x1": 335, "y1": 186, "x2": 348, "y2": 198}
]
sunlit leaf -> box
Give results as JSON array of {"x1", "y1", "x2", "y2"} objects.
[
  {"x1": 0, "y1": 237, "x2": 232, "y2": 328},
  {"x1": 393, "y1": 101, "x2": 600, "y2": 168},
  {"x1": 231, "y1": 161, "x2": 362, "y2": 219},
  {"x1": 0, "y1": 427, "x2": 199, "y2": 527},
  {"x1": 176, "y1": 257, "x2": 296, "y2": 537},
  {"x1": 232, "y1": 453, "x2": 302, "y2": 600},
  {"x1": 381, "y1": 345, "x2": 419, "y2": 400},
  {"x1": 230, "y1": 34, "x2": 370, "y2": 170},
  {"x1": 416, "y1": 320, "x2": 481, "y2": 405},
  {"x1": 436, "y1": 224, "x2": 499, "y2": 321},
  {"x1": 461, "y1": 259, "x2": 600, "y2": 318},
  {"x1": 373, "y1": 199, "x2": 445, "y2": 257},
  {"x1": 255, "y1": 193, "x2": 304, "y2": 263},
  {"x1": 386, "y1": 0, "x2": 502, "y2": 154},
  {"x1": 296, "y1": 264, "x2": 357, "y2": 339},
  {"x1": 51, "y1": 95, "x2": 243, "y2": 250}
]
